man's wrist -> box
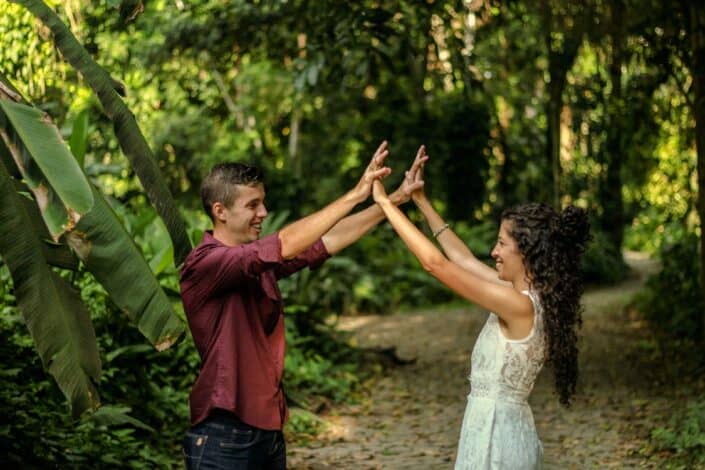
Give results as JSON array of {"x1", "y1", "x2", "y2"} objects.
[{"x1": 346, "y1": 187, "x2": 367, "y2": 205}]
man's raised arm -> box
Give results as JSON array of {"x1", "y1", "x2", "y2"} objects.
[
  {"x1": 278, "y1": 141, "x2": 391, "y2": 259},
  {"x1": 322, "y1": 146, "x2": 427, "y2": 255}
]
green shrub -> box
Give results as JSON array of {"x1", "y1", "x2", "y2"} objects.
[
  {"x1": 283, "y1": 317, "x2": 360, "y2": 405},
  {"x1": 581, "y1": 229, "x2": 629, "y2": 284},
  {"x1": 650, "y1": 395, "x2": 705, "y2": 467},
  {"x1": 636, "y1": 234, "x2": 703, "y2": 342},
  {"x1": 453, "y1": 219, "x2": 497, "y2": 264}
]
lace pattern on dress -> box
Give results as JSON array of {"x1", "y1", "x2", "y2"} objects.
[{"x1": 455, "y1": 289, "x2": 546, "y2": 470}]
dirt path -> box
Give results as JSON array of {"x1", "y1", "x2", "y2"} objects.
[{"x1": 289, "y1": 252, "x2": 671, "y2": 469}]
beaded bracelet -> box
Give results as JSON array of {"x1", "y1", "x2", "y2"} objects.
[{"x1": 432, "y1": 223, "x2": 450, "y2": 238}]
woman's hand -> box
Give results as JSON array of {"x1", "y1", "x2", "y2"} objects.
[
  {"x1": 372, "y1": 179, "x2": 390, "y2": 205},
  {"x1": 409, "y1": 145, "x2": 428, "y2": 204}
]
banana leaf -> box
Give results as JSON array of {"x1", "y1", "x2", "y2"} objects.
[
  {"x1": 1, "y1": 83, "x2": 183, "y2": 349},
  {"x1": 0, "y1": 159, "x2": 101, "y2": 418},
  {"x1": 3, "y1": 143, "x2": 79, "y2": 270},
  {"x1": 13, "y1": 0, "x2": 192, "y2": 266},
  {"x1": 68, "y1": 110, "x2": 88, "y2": 168},
  {"x1": 0, "y1": 98, "x2": 93, "y2": 240},
  {"x1": 67, "y1": 186, "x2": 184, "y2": 351}
]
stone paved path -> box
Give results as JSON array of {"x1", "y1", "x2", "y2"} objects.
[{"x1": 289, "y1": 253, "x2": 671, "y2": 469}]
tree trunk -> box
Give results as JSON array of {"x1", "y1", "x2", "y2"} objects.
[
  {"x1": 689, "y1": 0, "x2": 705, "y2": 341},
  {"x1": 289, "y1": 108, "x2": 301, "y2": 178},
  {"x1": 496, "y1": 108, "x2": 513, "y2": 212},
  {"x1": 546, "y1": 71, "x2": 562, "y2": 209},
  {"x1": 543, "y1": 9, "x2": 580, "y2": 209},
  {"x1": 602, "y1": 0, "x2": 626, "y2": 251}
]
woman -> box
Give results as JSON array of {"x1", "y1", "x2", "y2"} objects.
[{"x1": 373, "y1": 146, "x2": 591, "y2": 469}]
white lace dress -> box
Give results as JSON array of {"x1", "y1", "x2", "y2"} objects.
[{"x1": 455, "y1": 290, "x2": 546, "y2": 470}]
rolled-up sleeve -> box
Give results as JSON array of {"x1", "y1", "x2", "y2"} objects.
[{"x1": 275, "y1": 238, "x2": 331, "y2": 279}]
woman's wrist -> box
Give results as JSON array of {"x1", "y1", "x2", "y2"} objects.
[
  {"x1": 376, "y1": 197, "x2": 394, "y2": 209},
  {"x1": 432, "y1": 223, "x2": 450, "y2": 238},
  {"x1": 413, "y1": 194, "x2": 431, "y2": 210}
]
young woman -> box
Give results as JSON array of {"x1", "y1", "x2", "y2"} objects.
[{"x1": 373, "y1": 147, "x2": 591, "y2": 469}]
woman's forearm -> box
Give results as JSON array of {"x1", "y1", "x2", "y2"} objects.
[
  {"x1": 414, "y1": 196, "x2": 478, "y2": 263},
  {"x1": 378, "y1": 199, "x2": 447, "y2": 273}
]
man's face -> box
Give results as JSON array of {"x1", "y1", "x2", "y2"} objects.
[{"x1": 214, "y1": 183, "x2": 268, "y2": 245}]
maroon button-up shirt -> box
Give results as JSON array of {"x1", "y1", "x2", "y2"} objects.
[{"x1": 179, "y1": 231, "x2": 330, "y2": 430}]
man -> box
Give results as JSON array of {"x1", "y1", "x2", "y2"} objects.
[{"x1": 180, "y1": 142, "x2": 424, "y2": 469}]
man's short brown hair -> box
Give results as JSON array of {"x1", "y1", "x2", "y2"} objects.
[{"x1": 200, "y1": 163, "x2": 264, "y2": 220}]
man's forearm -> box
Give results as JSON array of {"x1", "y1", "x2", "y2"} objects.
[
  {"x1": 322, "y1": 191, "x2": 406, "y2": 255},
  {"x1": 279, "y1": 190, "x2": 362, "y2": 259}
]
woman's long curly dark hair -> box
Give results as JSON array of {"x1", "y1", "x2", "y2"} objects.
[{"x1": 501, "y1": 203, "x2": 591, "y2": 406}]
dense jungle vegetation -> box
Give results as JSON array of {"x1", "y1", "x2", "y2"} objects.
[{"x1": 0, "y1": 0, "x2": 703, "y2": 467}]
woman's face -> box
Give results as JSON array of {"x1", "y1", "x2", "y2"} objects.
[{"x1": 491, "y1": 220, "x2": 526, "y2": 283}]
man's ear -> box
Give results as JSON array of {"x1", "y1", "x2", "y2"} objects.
[{"x1": 211, "y1": 202, "x2": 226, "y2": 223}]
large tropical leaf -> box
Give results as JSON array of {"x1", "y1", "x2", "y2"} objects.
[
  {"x1": 4, "y1": 165, "x2": 79, "y2": 270},
  {"x1": 68, "y1": 109, "x2": 88, "y2": 168},
  {"x1": 13, "y1": 0, "x2": 192, "y2": 266},
  {"x1": 0, "y1": 94, "x2": 94, "y2": 240},
  {"x1": 0, "y1": 159, "x2": 101, "y2": 417},
  {"x1": 15, "y1": 179, "x2": 79, "y2": 271},
  {"x1": 1, "y1": 79, "x2": 183, "y2": 349},
  {"x1": 67, "y1": 187, "x2": 184, "y2": 351}
]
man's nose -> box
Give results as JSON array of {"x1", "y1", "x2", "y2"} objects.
[{"x1": 258, "y1": 205, "x2": 268, "y2": 218}]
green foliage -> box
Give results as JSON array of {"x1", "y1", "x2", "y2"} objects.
[
  {"x1": 284, "y1": 408, "x2": 327, "y2": 444},
  {"x1": 0, "y1": 276, "x2": 191, "y2": 468},
  {"x1": 650, "y1": 395, "x2": 705, "y2": 467},
  {"x1": 284, "y1": 320, "x2": 360, "y2": 405},
  {"x1": 581, "y1": 229, "x2": 629, "y2": 284},
  {"x1": 454, "y1": 220, "x2": 498, "y2": 262},
  {"x1": 1, "y1": 0, "x2": 704, "y2": 467},
  {"x1": 636, "y1": 234, "x2": 704, "y2": 341}
]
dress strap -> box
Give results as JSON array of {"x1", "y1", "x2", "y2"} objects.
[{"x1": 521, "y1": 289, "x2": 541, "y2": 317}]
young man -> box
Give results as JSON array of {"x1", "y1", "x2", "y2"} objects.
[{"x1": 180, "y1": 142, "x2": 424, "y2": 469}]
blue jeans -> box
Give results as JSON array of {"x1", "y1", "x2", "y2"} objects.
[{"x1": 183, "y1": 410, "x2": 286, "y2": 470}]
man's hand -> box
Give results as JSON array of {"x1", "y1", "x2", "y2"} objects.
[
  {"x1": 389, "y1": 145, "x2": 428, "y2": 205},
  {"x1": 351, "y1": 141, "x2": 392, "y2": 202}
]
